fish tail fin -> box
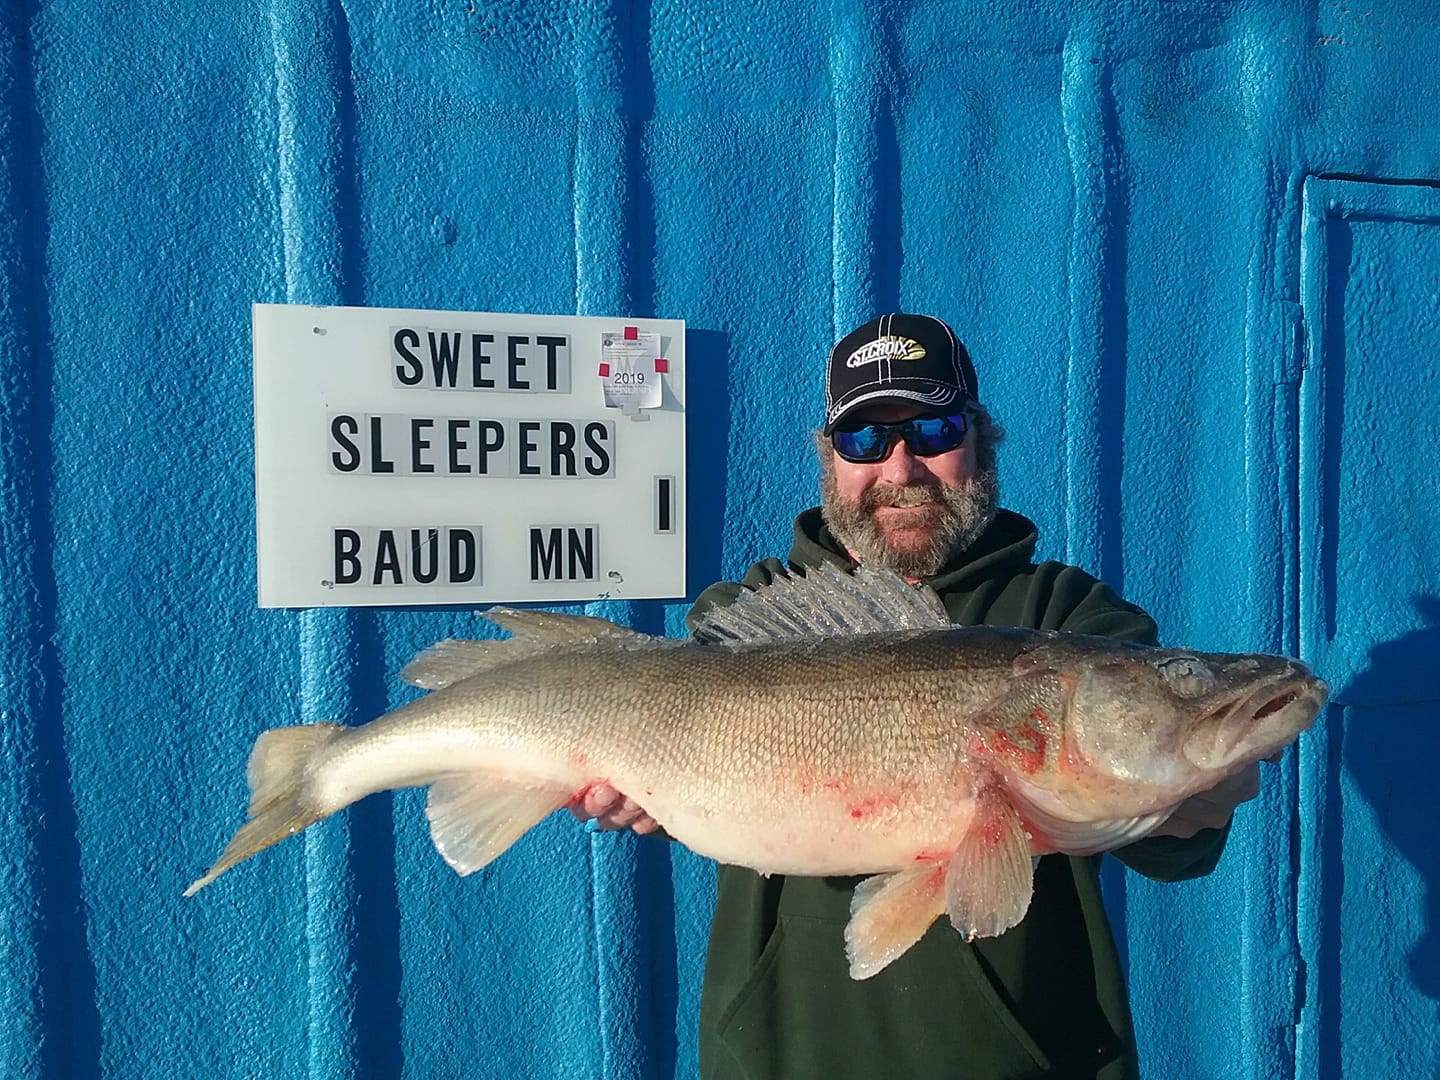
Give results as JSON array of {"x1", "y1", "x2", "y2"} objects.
[{"x1": 184, "y1": 722, "x2": 346, "y2": 897}]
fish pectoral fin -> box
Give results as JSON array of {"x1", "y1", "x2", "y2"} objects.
[
  {"x1": 425, "y1": 774, "x2": 571, "y2": 876},
  {"x1": 944, "y1": 790, "x2": 1035, "y2": 941},
  {"x1": 844, "y1": 863, "x2": 948, "y2": 980}
]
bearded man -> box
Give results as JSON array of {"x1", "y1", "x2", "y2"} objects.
[{"x1": 576, "y1": 314, "x2": 1261, "y2": 1080}]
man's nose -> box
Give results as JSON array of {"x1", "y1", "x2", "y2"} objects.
[{"x1": 879, "y1": 436, "x2": 928, "y2": 484}]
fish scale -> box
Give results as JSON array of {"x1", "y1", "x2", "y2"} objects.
[{"x1": 186, "y1": 567, "x2": 1326, "y2": 979}]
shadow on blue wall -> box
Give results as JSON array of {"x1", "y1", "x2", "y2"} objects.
[
  {"x1": 348, "y1": 611, "x2": 406, "y2": 1078},
  {"x1": 332, "y1": 2, "x2": 364, "y2": 303},
  {"x1": 624, "y1": 0, "x2": 655, "y2": 321},
  {"x1": 31, "y1": 618, "x2": 104, "y2": 1078},
  {"x1": 873, "y1": 101, "x2": 902, "y2": 312},
  {"x1": 679, "y1": 328, "x2": 731, "y2": 610},
  {"x1": 634, "y1": 837, "x2": 681, "y2": 1078},
  {"x1": 6, "y1": 9, "x2": 105, "y2": 1074},
  {"x1": 1094, "y1": 202, "x2": 1129, "y2": 596},
  {"x1": 1319, "y1": 222, "x2": 1351, "y2": 644},
  {"x1": 1332, "y1": 595, "x2": 1440, "y2": 1053}
]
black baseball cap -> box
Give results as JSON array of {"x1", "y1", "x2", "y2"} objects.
[{"x1": 823, "y1": 313, "x2": 979, "y2": 434}]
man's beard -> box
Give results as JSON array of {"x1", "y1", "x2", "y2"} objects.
[{"x1": 819, "y1": 456, "x2": 999, "y2": 580}]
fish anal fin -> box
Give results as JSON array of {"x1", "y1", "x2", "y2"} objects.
[
  {"x1": 425, "y1": 774, "x2": 571, "y2": 876},
  {"x1": 845, "y1": 862, "x2": 949, "y2": 979},
  {"x1": 944, "y1": 790, "x2": 1035, "y2": 940}
]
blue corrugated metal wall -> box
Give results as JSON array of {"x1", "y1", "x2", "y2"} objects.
[{"x1": 1, "y1": 2, "x2": 1437, "y2": 1077}]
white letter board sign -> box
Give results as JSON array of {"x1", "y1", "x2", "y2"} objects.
[{"x1": 253, "y1": 303, "x2": 686, "y2": 607}]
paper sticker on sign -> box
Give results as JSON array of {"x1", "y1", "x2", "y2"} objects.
[{"x1": 600, "y1": 329, "x2": 664, "y2": 410}]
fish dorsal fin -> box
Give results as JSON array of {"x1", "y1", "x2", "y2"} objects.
[
  {"x1": 693, "y1": 562, "x2": 951, "y2": 642},
  {"x1": 400, "y1": 639, "x2": 537, "y2": 690},
  {"x1": 484, "y1": 608, "x2": 656, "y2": 646},
  {"x1": 401, "y1": 611, "x2": 657, "y2": 690}
]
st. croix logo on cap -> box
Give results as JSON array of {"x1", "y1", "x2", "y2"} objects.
[{"x1": 845, "y1": 335, "x2": 927, "y2": 368}]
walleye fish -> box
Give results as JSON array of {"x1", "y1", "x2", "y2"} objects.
[{"x1": 186, "y1": 565, "x2": 1327, "y2": 978}]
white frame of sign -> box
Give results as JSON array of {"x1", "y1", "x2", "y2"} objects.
[{"x1": 252, "y1": 303, "x2": 686, "y2": 607}]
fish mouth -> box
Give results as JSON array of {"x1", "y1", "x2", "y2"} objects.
[
  {"x1": 1251, "y1": 686, "x2": 1305, "y2": 722},
  {"x1": 1184, "y1": 673, "x2": 1329, "y2": 771}
]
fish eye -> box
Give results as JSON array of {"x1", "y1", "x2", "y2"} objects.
[{"x1": 1155, "y1": 656, "x2": 1216, "y2": 698}]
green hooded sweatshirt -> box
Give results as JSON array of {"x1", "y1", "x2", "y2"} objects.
[{"x1": 685, "y1": 508, "x2": 1228, "y2": 1080}]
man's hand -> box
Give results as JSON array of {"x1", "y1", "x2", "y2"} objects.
[
  {"x1": 569, "y1": 783, "x2": 660, "y2": 835},
  {"x1": 1148, "y1": 761, "x2": 1266, "y2": 839}
]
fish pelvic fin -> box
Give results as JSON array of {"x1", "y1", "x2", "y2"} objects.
[
  {"x1": 845, "y1": 862, "x2": 948, "y2": 979},
  {"x1": 183, "y1": 723, "x2": 344, "y2": 897},
  {"x1": 402, "y1": 613, "x2": 661, "y2": 690},
  {"x1": 425, "y1": 774, "x2": 572, "y2": 875},
  {"x1": 944, "y1": 788, "x2": 1035, "y2": 941}
]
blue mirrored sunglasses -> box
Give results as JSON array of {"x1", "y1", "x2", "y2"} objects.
[{"x1": 830, "y1": 411, "x2": 972, "y2": 464}]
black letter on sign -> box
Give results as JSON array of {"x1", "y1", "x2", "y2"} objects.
[
  {"x1": 536, "y1": 335, "x2": 566, "y2": 390},
  {"x1": 449, "y1": 529, "x2": 477, "y2": 583},
  {"x1": 447, "y1": 419, "x2": 471, "y2": 474},
  {"x1": 567, "y1": 527, "x2": 595, "y2": 580},
  {"x1": 334, "y1": 529, "x2": 363, "y2": 584},
  {"x1": 394, "y1": 328, "x2": 422, "y2": 385},
  {"x1": 518, "y1": 421, "x2": 541, "y2": 476},
  {"x1": 508, "y1": 336, "x2": 530, "y2": 389},
  {"x1": 530, "y1": 527, "x2": 561, "y2": 580},
  {"x1": 411, "y1": 528, "x2": 438, "y2": 584},
  {"x1": 656, "y1": 476, "x2": 674, "y2": 533},
  {"x1": 373, "y1": 530, "x2": 403, "y2": 584},
  {"x1": 411, "y1": 418, "x2": 434, "y2": 473},
  {"x1": 471, "y1": 333, "x2": 496, "y2": 388},
  {"x1": 550, "y1": 422, "x2": 577, "y2": 477},
  {"x1": 476, "y1": 420, "x2": 505, "y2": 475},
  {"x1": 583, "y1": 423, "x2": 611, "y2": 476},
  {"x1": 429, "y1": 331, "x2": 462, "y2": 387},
  {"x1": 369, "y1": 416, "x2": 394, "y2": 474},
  {"x1": 330, "y1": 415, "x2": 360, "y2": 472}
]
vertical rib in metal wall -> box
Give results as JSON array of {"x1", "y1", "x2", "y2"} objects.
[
  {"x1": 1294, "y1": 174, "x2": 1334, "y2": 1080},
  {"x1": 266, "y1": 2, "x2": 375, "y2": 1077},
  {"x1": 572, "y1": 1, "x2": 653, "y2": 1074},
  {"x1": 828, "y1": 0, "x2": 890, "y2": 339},
  {"x1": 1058, "y1": 32, "x2": 1123, "y2": 582},
  {"x1": 1236, "y1": 160, "x2": 1308, "y2": 1080},
  {"x1": 1059, "y1": 32, "x2": 1137, "y2": 969}
]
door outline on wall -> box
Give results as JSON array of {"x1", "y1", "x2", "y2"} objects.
[{"x1": 1293, "y1": 175, "x2": 1440, "y2": 1080}]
